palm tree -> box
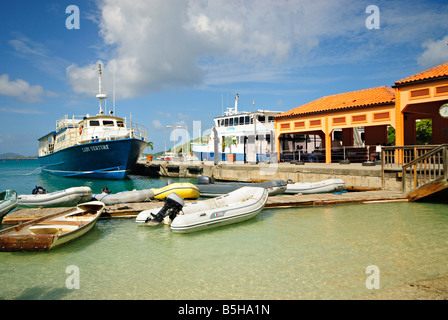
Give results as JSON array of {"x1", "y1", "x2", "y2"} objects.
[{"x1": 223, "y1": 136, "x2": 237, "y2": 154}]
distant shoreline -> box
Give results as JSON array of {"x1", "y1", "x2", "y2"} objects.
[
  {"x1": 0, "y1": 152, "x2": 38, "y2": 160},
  {"x1": 0, "y1": 156, "x2": 38, "y2": 160}
]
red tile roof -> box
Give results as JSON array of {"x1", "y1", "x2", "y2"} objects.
[
  {"x1": 276, "y1": 86, "x2": 395, "y2": 119},
  {"x1": 395, "y1": 62, "x2": 448, "y2": 86}
]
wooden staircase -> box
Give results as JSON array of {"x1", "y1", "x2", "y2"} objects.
[{"x1": 401, "y1": 144, "x2": 448, "y2": 201}]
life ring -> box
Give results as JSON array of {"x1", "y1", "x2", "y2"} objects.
[{"x1": 78, "y1": 125, "x2": 83, "y2": 135}]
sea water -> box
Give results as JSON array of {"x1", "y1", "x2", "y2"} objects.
[{"x1": 1, "y1": 159, "x2": 448, "y2": 300}]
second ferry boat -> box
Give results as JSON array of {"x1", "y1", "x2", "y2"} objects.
[
  {"x1": 37, "y1": 64, "x2": 148, "y2": 179},
  {"x1": 191, "y1": 94, "x2": 281, "y2": 163}
]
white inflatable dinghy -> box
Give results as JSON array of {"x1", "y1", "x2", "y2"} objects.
[
  {"x1": 93, "y1": 188, "x2": 154, "y2": 205},
  {"x1": 0, "y1": 190, "x2": 18, "y2": 218},
  {"x1": 136, "y1": 186, "x2": 269, "y2": 233},
  {"x1": 18, "y1": 186, "x2": 93, "y2": 208},
  {"x1": 285, "y1": 179, "x2": 345, "y2": 194}
]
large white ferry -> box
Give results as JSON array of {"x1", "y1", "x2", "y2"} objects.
[
  {"x1": 37, "y1": 65, "x2": 148, "y2": 179},
  {"x1": 191, "y1": 95, "x2": 281, "y2": 162}
]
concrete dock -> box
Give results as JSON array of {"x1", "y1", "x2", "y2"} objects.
[{"x1": 132, "y1": 160, "x2": 403, "y2": 191}]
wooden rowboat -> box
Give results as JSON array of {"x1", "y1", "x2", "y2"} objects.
[{"x1": 0, "y1": 201, "x2": 104, "y2": 252}]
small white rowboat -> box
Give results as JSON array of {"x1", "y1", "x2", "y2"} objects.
[
  {"x1": 0, "y1": 201, "x2": 105, "y2": 251},
  {"x1": 285, "y1": 178, "x2": 345, "y2": 194}
]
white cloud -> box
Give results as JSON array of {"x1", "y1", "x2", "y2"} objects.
[
  {"x1": 0, "y1": 106, "x2": 44, "y2": 114},
  {"x1": 178, "y1": 112, "x2": 189, "y2": 119},
  {"x1": 67, "y1": 0, "x2": 363, "y2": 99},
  {"x1": 0, "y1": 74, "x2": 44, "y2": 103},
  {"x1": 150, "y1": 118, "x2": 188, "y2": 131},
  {"x1": 66, "y1": 0, "x2": 448, "y2": 99},
  {"x1": 151, "y1": 119, "x2": 164, "y2": 129},
  {"x1": 67, "y1": 0, "x2": 206, "y2": 99},
  {"x1": 157, "y1": 111, "x2": 171, "y2": 118},
  {"x1": 8, "y1": 33, "x2": 69, "y2": 80},
  {"x1": 417, "y1": 36, "x2": 448, "y2": 69}
]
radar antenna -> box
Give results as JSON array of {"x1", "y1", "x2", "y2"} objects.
[{"x1": 96, "y1": 64, "x2": 107, "y2": 115}]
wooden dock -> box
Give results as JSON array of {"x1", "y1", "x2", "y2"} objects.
[
  {"x1": 1, "y1": 190, "x2": 407, "y2": 225},
  {"x1": 264, "y1": 190, "x2": 407, "y2": 208},
  {"x1": 406, "y1": 178, "x2": 448, "y2": 202}
]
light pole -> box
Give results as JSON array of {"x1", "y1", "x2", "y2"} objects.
[
  {"x1": 166, "y1": 125, "x2": 182, "y2": 157},
  {"x1": 172, "y1": 124, "x2": 190, "y2": 160}
]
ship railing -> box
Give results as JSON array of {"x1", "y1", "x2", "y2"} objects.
[
  {"x1": 78, "y1": 122, "x2": 148, "y2": 144},
  {"x1": 128, "y1": 122, "x2": 148, "y2": 142},
  {"x1": 53, "y1": 129, "x2": 79, "y2": 152},
  {"x1": 56, "y1": 115, "x2": 83, "y2": 132},
  {"x1": 51, "y1": 121, "x2": 148, "y2": 152}
]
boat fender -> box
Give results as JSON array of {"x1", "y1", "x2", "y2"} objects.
[
  {"x1": 148, "y1": 193, "x2": 184, "y2": 223},
  {"x1": 198, "y1": 176, "x2": 214, "y2": 185},
  {"x1": 286, "y1": 179, "x2": 293, "y2": 184},
  {"x1": 78, "y1": 124, "x2": 83, "y2": 135},
  {"x1": 32, "y1": 186, "x2": 47, "y2": 195},
  {"x1": 102, "y1": 187, "x2": 111, "y2": 194},
  {"x1": 166, "y1": 179, "x2": 174, "y2": 186}
]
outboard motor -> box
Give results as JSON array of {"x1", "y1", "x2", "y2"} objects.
[
  {"x1": 102, "y1": 187, "x2": 111, "y2": 194},
  {"x1": 198, "y1": 176, "x2": 214, "y2": 185},
  {"x1": 32, "y1": 186, "x2": 47, "y2": 194},
  {"x1": 147, "y1": 193, "x2": 184, "y2": 224}
]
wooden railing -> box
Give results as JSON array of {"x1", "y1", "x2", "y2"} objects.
[
  {"x1": 280, "y1": 145, "x2": 376, "y2": 163},
  {"x1": 381, "y1": 145, "x2": 440, "y2": 169},
  {"x1": 401, "y1": 144, "x2": 448, "y2": 193}
]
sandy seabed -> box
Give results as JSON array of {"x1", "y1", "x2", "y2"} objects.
[{"x1": 364, "y1": 276, "x2": 448, "y2": 300}]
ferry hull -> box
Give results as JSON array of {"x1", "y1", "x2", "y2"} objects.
[{"x1": 38, "y1": 138, "x2": 147, "y2": 179}]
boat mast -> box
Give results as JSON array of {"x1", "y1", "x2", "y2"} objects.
[
  {"x1": 113, "y1": 69, "x2": 116, "y2": 115},
  {"x1": 96, "y1": 64, "x2": 107, "y2": 115},
  {"x1": 234, "y1": 94, "x2": 238, "y2": 114}
]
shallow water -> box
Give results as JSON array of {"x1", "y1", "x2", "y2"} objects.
[{"x1": 1, "y1": 160, "x2": 447, "y2": 299}]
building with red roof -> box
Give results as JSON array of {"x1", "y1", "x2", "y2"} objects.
[{"x1": 275, "y1": 62, "x2": 448, "y2": 163}]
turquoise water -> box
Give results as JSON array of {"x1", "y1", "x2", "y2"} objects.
[
  {"x1": 1, "y1": 159, "x2": 448, "y2": 299},
  {"x1": 0, "y1": 159, "x2": 181, "y2": 195}
]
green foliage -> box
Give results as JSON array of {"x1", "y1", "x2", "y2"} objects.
[
  {"x1": 387, "y1": 126, "x2": 395, "y2": 146},
  {"x1": 387, "y1": 120, "x2": 432, "y2": 146},
  {"x1": 222, "y1": 135, "x2": 237, "y2": 153},
  {"x1": 416, "y1": 119, "x2": 432, "y2": 145}
]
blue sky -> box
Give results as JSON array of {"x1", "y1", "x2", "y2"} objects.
[{"x1": 1, "y1": 0, "x2": 448, "y2": 156}]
